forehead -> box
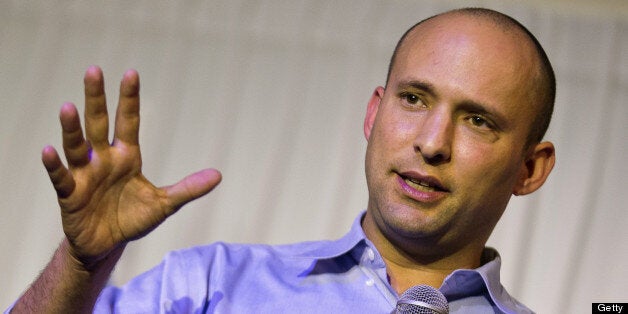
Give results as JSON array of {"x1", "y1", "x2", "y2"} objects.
[{"x1": 391, "y1": 14, "x2": 541, "y2": 121}]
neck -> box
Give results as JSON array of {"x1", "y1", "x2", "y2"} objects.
[{"x1": 361, "y1": 211, "x2": 483, "y2": 294}]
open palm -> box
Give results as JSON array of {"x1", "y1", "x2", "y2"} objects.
[{"x1": 41, "y1": 66, "x2": 221, "y2": 266}]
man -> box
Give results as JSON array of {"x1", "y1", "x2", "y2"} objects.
[{"x1": 10, "y1": 7, "x2": 555, "y2": 313}]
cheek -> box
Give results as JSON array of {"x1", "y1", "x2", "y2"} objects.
[
  {"x1": 365, "y1": 112, "x2": 417, "y2": 179},
  {"x1": 378, "y1": 113, "x2": 418, "y2": 146},
  {"x1": 454, "y1": 140, "x2": 523, "y2": 189}
]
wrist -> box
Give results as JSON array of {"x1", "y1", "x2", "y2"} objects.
[
  {"x1": 60, "y1": 238, "x2": 125, "y2": 281},
  {"x1": 11, "y1": 240, "x2": 125, "y2": 314}
]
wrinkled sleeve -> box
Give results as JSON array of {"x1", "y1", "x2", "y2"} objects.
[
  {"x1": 93, "y1": 247, "x2": 215, "y2": 314},
  {"x1": 94, "y1": 260, "x2": 167, "y2": 313}
]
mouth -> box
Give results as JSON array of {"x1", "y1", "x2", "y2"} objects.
[{"x1": 398, "y1": 172, "x2": 448, "y2": 193}]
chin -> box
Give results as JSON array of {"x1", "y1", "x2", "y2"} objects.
[{"x1": 380, "y1": 204, "x2": 450, "y2": 240}]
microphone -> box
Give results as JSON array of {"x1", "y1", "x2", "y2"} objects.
[{"x1": 395, "y1": 285, "x2": 449, "y2": 314}]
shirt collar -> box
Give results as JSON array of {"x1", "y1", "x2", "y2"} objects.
[
  {"x1": 297, "y1": 211, "x2": 528, "y2": 313},
  {"x1": 294, "y1": 211, "x2": 368, "y2": 260},
  {"x1": 441, "y1": 248, "x2": 530, "y2": 313}
]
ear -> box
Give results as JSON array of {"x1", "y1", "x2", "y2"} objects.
[
  {"x1": 364, "y1": 86, "x2": 385, "y2": 141},
  {"x1": 513, "y1": 141, "x2": 556, "y2": 196}
]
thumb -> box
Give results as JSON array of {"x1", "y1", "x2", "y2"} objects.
[{"x1": 163, "y1": 168, "x2": 222, "y2": 214}]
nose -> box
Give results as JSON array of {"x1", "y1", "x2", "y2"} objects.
[{"x1": 414, "y1": 108, "x2": 452, "y2": 164}]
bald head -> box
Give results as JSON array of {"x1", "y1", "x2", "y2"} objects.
[{"x1": 386, "y1": 8, "x2": 555, "y2": 145}]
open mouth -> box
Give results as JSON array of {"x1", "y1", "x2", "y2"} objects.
[{"x1": 399, "y1": 173, "x2": 447, "y2": 193}]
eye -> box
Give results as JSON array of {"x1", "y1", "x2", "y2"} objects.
[
  {"x1": 399, "y1": 92, "x2": 424, "y2": 107},
  {"x1": 404, "y1": 93, "x2": 419, "y2": 104},
  {"x1": 467, "y1": 115, "x2": 494, "y2": 130}
]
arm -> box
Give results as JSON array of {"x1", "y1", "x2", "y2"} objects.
[{"x1": 11, "y1": 66, "x2": 221, "y2": 313}]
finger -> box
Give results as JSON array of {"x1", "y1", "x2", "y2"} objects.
[
  {"x1": 113, "y1": 69, "x2": 140, "y2": 146},
  {"x1": 42, "y1": 145, "x2": 76, "y2": 199},
  {"x1": 59, "y1": 103, "x2": 90, "y2": 167},
  {"x1": 163, "y1": 169, "x2": 222, "y2": 215},
  {"x1": 83, "y1": 66, "x2": 110, "y2": 149}
]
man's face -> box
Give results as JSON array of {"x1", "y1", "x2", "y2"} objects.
[{"x1": 364, "y1": 15, "x2": 542, "y2": 255}]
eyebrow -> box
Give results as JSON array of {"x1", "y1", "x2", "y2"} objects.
[
  {"x1": 396, "y1": 80, "x2": 437, "y2": 97},
  {"x1": 458, "y1": 100, "x2": 492, "y2": 115},
  {"x1": 458, "y1": 100, "x2": 508, "y2": 129}
]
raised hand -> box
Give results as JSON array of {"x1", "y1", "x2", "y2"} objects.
[{"x1": 41, "y1": 66, "x2": 222, "y2": 268}]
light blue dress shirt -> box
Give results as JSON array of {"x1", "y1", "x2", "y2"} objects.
[{"x1": 88, "y1": 212, "x2": 533, "y2": 313}]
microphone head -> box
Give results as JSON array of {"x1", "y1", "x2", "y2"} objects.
[{"x1": 395, "y1": 285, "x2": 449, "y2": 314}]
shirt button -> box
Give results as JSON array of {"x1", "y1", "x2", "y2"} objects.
[
  {"x1": 163, "y1": 300, "x2": 173, "y2": 312},
  {"x1": 366, "y1": 278, "x2": 375, "y2": 286},
  {"x1": 367, "y1": 248, "x2": 375, "y2": 262}
]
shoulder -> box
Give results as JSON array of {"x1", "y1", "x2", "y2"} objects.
[{"x1": 164, "y1": 239, "x2": 336, "y2": 267}]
